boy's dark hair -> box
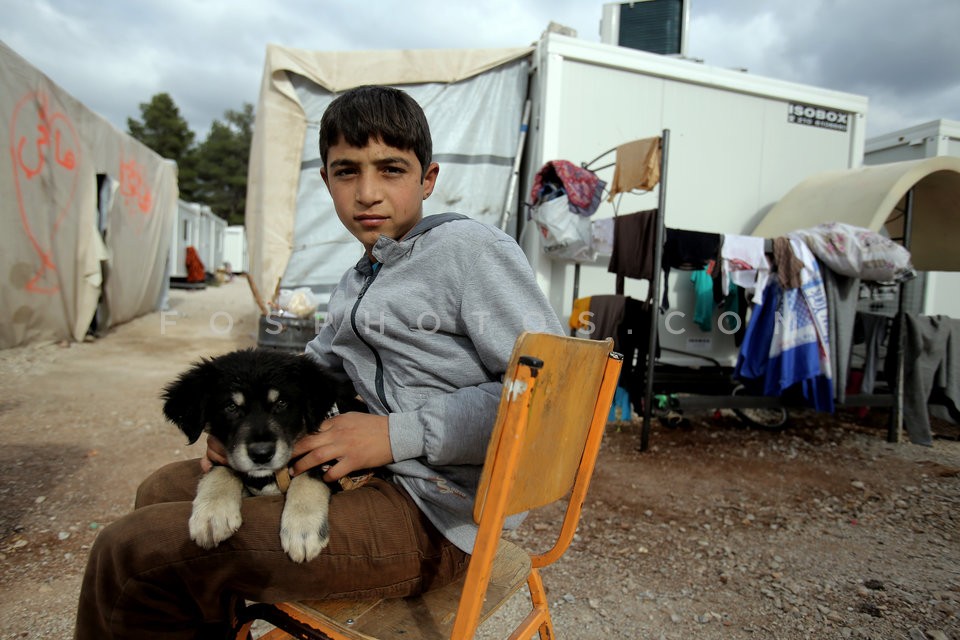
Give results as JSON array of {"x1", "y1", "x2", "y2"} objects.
[{"x1": 319, "y1": 85, "x2": 433, "y2": 178}]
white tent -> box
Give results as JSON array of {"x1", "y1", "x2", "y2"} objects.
[
  {"x1": 245, "y1": 43, "x2": 533, "y2": 309},
  {"x1": 0, "y1": 41, "x2": 178, "y2": 348}
]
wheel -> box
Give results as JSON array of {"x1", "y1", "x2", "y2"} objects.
[
  {"x1": 731, "y1": 385, "x2": 789, "y2": 431},
  {"x1": 658, "y1": 411, "x2": 689, "y2": 429}
]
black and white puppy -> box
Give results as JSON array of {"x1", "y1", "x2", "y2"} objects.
[{"x1": 162, "y1": 348, "x2": 345, "y2": 563}]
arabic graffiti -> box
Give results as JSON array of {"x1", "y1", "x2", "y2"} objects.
[
  {"x1": 120, "y1": 155, "x2": 153, "y2": 214},
  {"x1": 9, "y1": 90, "x2": 81, "y2": 295}
]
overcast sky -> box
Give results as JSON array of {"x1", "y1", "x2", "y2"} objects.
[{"x1": 2, "y1": 0, "x2": 958, "y2": 141}]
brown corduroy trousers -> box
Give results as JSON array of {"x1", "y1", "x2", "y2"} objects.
[{"x1": 74, "y1": 460, "x2": 468, "y2": 640}]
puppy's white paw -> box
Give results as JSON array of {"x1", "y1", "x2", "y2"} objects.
[
  {"x1": 280, "y1": 475, "x2": 331, "y2": 563},
  {"x1": 190, "y1": 467, "x2": 244, "y2": 549},
  {"x1": 280, "y1": 510, "x2": 329, "y2": 562},
  {"x1": 190, "y1": 497, "x2": 242, "y2": 548}
]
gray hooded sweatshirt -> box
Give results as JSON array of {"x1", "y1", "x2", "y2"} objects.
[{"x1": 305, "y1": 214, "x2": 564, "y2": 553}]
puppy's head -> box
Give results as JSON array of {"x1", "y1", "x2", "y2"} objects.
[{"x1": 162, "y1": 348, "x2": 341, "y2": 475}]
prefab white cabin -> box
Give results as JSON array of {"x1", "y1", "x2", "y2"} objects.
[
  {"x1": 520, "y1": 34, "x2": 867, "y2": 365},
  {"x1": 199, "y1": 208, "x2": 227, "y2": 275},
  {"x1": 223, "y1": 225, "x2": 248, "y2": 273},
  {"x1": 169, "y1": 200, "x2": 226, "y2": 279},
  {"x1": 865, "y1": 119, "x2": 960, "y2": 318}
]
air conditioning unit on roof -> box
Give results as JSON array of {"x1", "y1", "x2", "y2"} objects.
[{"x1": 600, "y1": 0, "x2": 690, "y2": 57}]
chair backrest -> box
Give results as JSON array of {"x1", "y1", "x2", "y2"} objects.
[
  {"x1": 475, "y1": 332, "x2": 619, "y2": 519},
  {"x1": 452, "y1": 332, "x2": 621, "y2": 638}
]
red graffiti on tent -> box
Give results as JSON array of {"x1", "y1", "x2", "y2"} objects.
[
  {"x1": 9, "y1": 90, "x2": 81, "y2": 295},
  {"x1": 119, "y1": 156, "x2": 153, "y2": 216}
]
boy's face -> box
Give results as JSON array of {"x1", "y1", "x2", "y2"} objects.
[{"x1": 321, "y1": 136, "x2": 439, "y2": 257}]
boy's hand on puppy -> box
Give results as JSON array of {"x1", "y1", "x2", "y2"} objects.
[
  {"x1": 200, "y1": 435, "x2": 229, "y2": 473},
  {"x1": 290, "y1": 413, "x2": 392, "y2": 482}
]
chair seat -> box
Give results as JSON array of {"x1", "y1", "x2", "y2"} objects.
[{"x1": 258, "y1": 540, "x2": 531, "y2": 640}]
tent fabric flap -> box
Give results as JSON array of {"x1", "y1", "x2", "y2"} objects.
[
  {"x1": 264, "y1": 44, "x2": 534, "y2": 95},
  {"x1": 751, "y1": 156, "x2": 960, "y2": 272},
  {"x1": 245, "y1": 44, "x2": 533, "y2": 309}
]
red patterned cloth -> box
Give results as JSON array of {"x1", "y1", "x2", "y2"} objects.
[
  {"x1": 185, "y1": 246, "x2": 206, "y2": 283},
  {"x1": 530, "y1": 160, "x2": 605, "y2": 216}
]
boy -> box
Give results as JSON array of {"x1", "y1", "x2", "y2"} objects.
[{"x1": 74, "y1": 85, "x2": 563, "y2": 639}]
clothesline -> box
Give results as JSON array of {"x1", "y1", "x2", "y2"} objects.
[
  {"x1": 536, "y1": 135, "x2": 920, "y2": 447},
  {"x1": 539, "y1": 137, "x2": 946, "y2": 448},
  {"x1": 578, "y1": 217, "x2": 917, "y2": 434}
]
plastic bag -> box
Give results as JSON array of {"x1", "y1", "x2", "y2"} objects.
[
  {"x1": 530, "y1": 194, "x2": 596, "y2": 262},
  {"x1": 277, "y1": 287, "x2": 319, "y2": 318},
  {"x1": 791, "y1": 222, "x2": 915, "y2": 282}
]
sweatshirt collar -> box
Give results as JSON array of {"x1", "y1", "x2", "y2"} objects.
[{"x1": 353, "y1": 213, "x2": 468, "y2": 275}]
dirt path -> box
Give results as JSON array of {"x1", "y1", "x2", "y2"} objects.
[
  {"x1": 0, "y1": 280, "x2": 259, "y2": 638},
  {"x1": 1, "y1": 280, "x2": 958, "y2": 639}
]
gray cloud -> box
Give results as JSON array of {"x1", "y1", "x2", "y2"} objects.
[
  {"x1": 2, "y1": 0, "x2": 956, "y2": 141},
  {"x1": 688, "y1": 0, "x2": 960, "y2": 136}
]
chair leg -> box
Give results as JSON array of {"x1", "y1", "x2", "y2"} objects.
[
  {"x1": 231, "y1": 602, "x2": 335, "y2": 640},
  {"x1": 232, "y1": 621, "x2": 254, "y2": 640},
  {"x1": 227, "y1": 594, "x2": 254, "y2": 640},
  {"x1": 526, "y1": 569, "x2": 555, "y2": 640}
]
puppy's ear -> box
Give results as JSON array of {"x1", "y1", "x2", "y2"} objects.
[
  {"x1": 297, "y1": 356, "x2": 343, "y2": 429},
  {"x1": 162, "y1": 359, "x2": 217, "y2": 444}
]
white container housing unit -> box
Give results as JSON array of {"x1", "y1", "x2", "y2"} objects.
[
  {"x1": 223, "y1": 225, "x2": 248, "y2": 273},
  {"x1": 169, "y1": 200, "x2": 226, "y2": 279},
  {"x1": 865, "y1": 119, "x2": 960, "y2": 318},
  {"x1": 521, "y1": 34, "x2": 867, "y2": 365}
]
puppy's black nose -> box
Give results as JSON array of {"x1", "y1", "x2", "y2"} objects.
[{"x1": 247, "y1": 442, "x2": 276, "y2": 464}]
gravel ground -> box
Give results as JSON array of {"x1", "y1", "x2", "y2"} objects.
[
  {"x1": 1, "y1": 279, "x2": 958, "y2": 639},
  {"x1": 483, "y1": 415, "x2": 960, "y2": 640}
]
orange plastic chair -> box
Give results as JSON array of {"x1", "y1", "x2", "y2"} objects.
[{"x1": 231, "y1": 332, "x2": 622, "y2": 640}]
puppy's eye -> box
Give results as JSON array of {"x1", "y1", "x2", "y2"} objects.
[
  {"x1": 224, "y1": 402, "x2": 240, "y2": 415},
  {"x1": 272, "y1": 400, "x2": 288, "y2": 413}
]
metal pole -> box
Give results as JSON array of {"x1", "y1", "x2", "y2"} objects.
[
  {"x1": 889, "y1": 188, "x2": 914, "y2": 443},
  {"x1": 571, "y1": 263, "x2": 581, "y2": 337},
  {"x1": 640, "y1": 129, "x2": 669, "y2": 452},
  {"x1": 499, "y1": 99, "x2": 532, "y2": 232}
]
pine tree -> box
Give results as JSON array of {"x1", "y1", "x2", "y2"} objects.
[
  {"x1": 127, "y1": 94, "x2": 254, "y2": 223},
  {"x1": 192, "y1": 103, "x2": 254, "y2": 224},
  {"x1": 127, "y1": 93, "x2": 200, "y2": 201}
]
